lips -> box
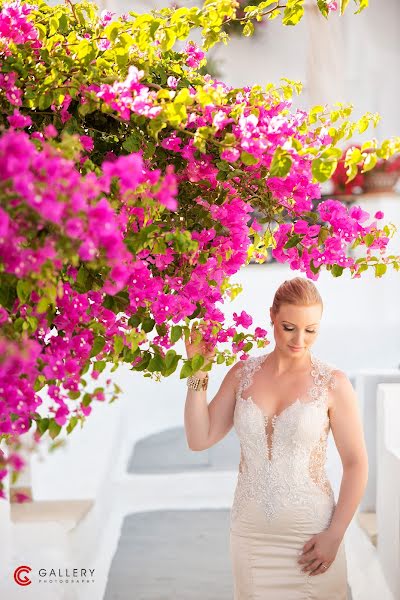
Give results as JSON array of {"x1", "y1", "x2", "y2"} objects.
[{"x1": 289, "y1": 346, "x2": 303, "y2": 350}]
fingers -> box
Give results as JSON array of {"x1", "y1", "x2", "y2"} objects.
[
  {"x1": 309, "y1": 562, "x2": 331, "y2": 576},
  {"x1": 298, "y1": 546, "x2": 315, "y2": 565},
  {"x1": 301, "y1": 557, "x2": 320, "y2": 573},
  {"x1": 300, "y1": 557, "x2": 331, "y2": 576}
]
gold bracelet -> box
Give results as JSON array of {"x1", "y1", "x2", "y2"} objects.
[{"x1": 187, "y1": 374, "x2": 209, "y2": 391}]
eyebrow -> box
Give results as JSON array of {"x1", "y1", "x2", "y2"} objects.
[{"x1": 282, "y1": 321, "x2": 319, "y2": 327}]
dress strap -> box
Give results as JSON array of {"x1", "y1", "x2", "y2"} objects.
[
  {"x1": 309, "y1": 353, "x2": 338, "y2": 403},
  {"x1": 235, "y1": 355, "x2": 266, "y2": 399}
]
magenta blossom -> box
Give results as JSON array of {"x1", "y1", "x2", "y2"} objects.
[{"x1": 233, "y1": 310, "x2": 253, "y2": 328}]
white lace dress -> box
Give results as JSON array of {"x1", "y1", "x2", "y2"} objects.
[{"x1": 229, "y1": 351, "x2": 348, "y2": 599}]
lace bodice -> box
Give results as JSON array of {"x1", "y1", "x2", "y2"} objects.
[{"x1": 231, "y1": 351, "x2": 338, "y2": 524}]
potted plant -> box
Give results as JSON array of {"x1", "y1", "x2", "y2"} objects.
[
  {"x1": 331, "y1": 145, "x2": 400, "y2": 196},
  {"x1": 363, "y1": 153, "x2": 400, "y2": 193}
]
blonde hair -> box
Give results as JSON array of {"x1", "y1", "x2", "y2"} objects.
[{"x1": 271, "y1": 277, "x2": 323, "y2": 315}]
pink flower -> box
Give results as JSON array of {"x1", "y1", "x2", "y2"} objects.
[
  {"x1": 7, "y1": 109, "x2": 32, "y2": 128},
  {"x1": 184, "y1": 41, "x2": 205, "y2": 69},
  {"x1": 43, "y1": 124, "x2": 58, "y2": 139},
  {"x1": 99, "y1": 9, "x2": 115, "y2": 27},
  {"x1": 233, "y1": 310, "x2": 253, "y2": 328},
  {"x1": 81, "y1": 404, "x2": 92, "y2": 416},
  {"x1": 167, "y1": 76, "x2": 179, "y2": 89},
  {"x1": 8, "y1": 453, "x2": 25, "y2": 471},
  {"x1": 254, "y1": 327, "x2": 268, "y2": 338},
  {"x1": 79, "y1": 135, "x2": 94, "y2": 152},
  {"x1": 374, "y1": 211, "x2": 384, "y2": 219},
  {"x1": 327, "y1": 1, "x2": 338, "y2": 12}
]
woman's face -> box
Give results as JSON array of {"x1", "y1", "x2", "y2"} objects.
[{"x1": 269, "y1": 303, "x2": 322, "y2": 356}]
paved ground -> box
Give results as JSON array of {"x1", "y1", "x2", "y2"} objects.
[{"x1": 104, "y1": 509, "x2": 234, "y2": 600}]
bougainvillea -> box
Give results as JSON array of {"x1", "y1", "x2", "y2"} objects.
[{"x1": 1, "y1": 0, "x2": 399, "y2": 499}]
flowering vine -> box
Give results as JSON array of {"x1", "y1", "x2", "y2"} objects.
[{"x1": 0, "y1": 0, "x2": 399, "y2": 499}]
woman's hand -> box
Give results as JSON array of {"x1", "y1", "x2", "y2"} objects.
[
  {"x1": 184, "y1": 324, "x2": 216, "y2": 371},
  {"x1": 297, "y1": 529, "x2": 343, "y2": 576}
]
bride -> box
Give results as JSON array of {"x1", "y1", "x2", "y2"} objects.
[{"x1": 184, "y1": 276, "x2": 368, "y2": 599}]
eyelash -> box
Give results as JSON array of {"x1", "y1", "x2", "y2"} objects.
[{"x1": 283, "y1": 326, "x2": 316, "y2": 334}]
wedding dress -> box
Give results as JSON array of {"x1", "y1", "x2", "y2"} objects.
[{"x1": 229, "y1": 351, "x2": 348, "y2": 599}]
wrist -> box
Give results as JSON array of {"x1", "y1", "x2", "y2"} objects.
[{"x1": 327, "y1": 525, "x2": 345, "y2": 541}]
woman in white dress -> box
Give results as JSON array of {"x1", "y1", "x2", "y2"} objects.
[{"x1": 184, "y1": 277, "x2": 368, "y2": 599}]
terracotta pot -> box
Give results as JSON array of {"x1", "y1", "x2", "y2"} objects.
[{"x1": 363, "y1": 170, "x2": 400, "y2": 193}]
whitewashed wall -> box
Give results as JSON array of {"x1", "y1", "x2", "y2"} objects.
[
  {"x1": 376, "y1": 384, "x2": 400, "y2": 600},
  {"x1": 102, "y1": 0, "x2": 400, "y2": 140}
]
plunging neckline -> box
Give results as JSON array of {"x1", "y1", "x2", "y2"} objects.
[{"x1": 238, "y1": 350, "x2": 320, "y2": 422}]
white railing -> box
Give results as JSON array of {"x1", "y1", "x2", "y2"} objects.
[
  {"x1": 376, "y1": 383, "x2": 400, "y2": 600},
  {"x1": 356, "y1": 370, "x2": 400, "y2": 512}
]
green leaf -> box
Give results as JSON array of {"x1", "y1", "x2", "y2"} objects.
[
  {"x1": 37, "y1": 418, "x2": 50, "y2": 435},
  {"x1": 122, "y1": 133, "x2": 142, "y2": 152},
  {"x1": 82, "y1": 393, "x2": 92, "y2": 407},
  {"x1": 171, "y1": 325, "x2": 182, "y2": 343},
  {"x1": 374, "y1": 263, "x2": 387, "y2": 277},
  {"x1": 312, "y1": 158, "x2": 337, "y2": 182},
  {"x1": 113, "y1": 335, "x2": 124, "y2": 355},
  {"x1": 283, "y1": 0, "x2": 305, "y2": 25},
  {"x1": 242, "y1": 21, "x2": 254, "y2": 36},
  {"x1": 165, "y1": 349, "x2": 178, "y2": 370},
  {"x1": 142, "y1": 317, "x2": 155, "y2": 333},
  {"x1": 364, "y1": 233, "x2": 374, "y2": 247},
  {"x1": 284, "y1": 234, "x2": 302, "y2": 249},
  {"x1": 66, "y1": 416, "x2": 78, "y2": 435},
  {"x1": 192, "y1": 353, "x2": 205, "y2": 372},
  {"x1": 361, "y1": 153, "x2": 377, "y2": 173},
  {"x1": 316, "y1": 0, "x2": 329, "y2": 18},
  {"x1": 241, "y1": 151, "x2": 259, "y2": 166},
  {"x1": 90, "y1": 336, "x2": 106, "y2": 357},
  {"x1": 48, "y1": 419, "x2": 62, "y2": 440},
  {"x1": 180, "y1": 360, "x2": 193, "y2": 379},
  {"x1": 16, "y1": 280, "x2": 31, "y2": 304},
  {"x1": 340, "y1": 0, "x2": 350, "y2": 14},
  {"x1": 160, "y1": 28, "x2": 176, "y2": 51},
  {"x1": 269, "y1": 148, "x2": 292, "y2": 178},
  {"x1": 331, "y1": 264, "x2": 344, "y2": 277},
  {"x1": 148, "y1": 353, "x2": 165, "y2": 372},
  {"x1": 37, "y1": 297, "x2": 49, "y2": 313},
  {"x1": 38, "y1": 91, "x2": 54, "y2": 111}
]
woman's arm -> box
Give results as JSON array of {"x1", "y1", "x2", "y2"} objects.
[
  {"x1": 327, "y1": 370, "x2": 369, "y2": 540},
  {"x1": 184, "y1": 362, "x2": 241, "y2": 451}
]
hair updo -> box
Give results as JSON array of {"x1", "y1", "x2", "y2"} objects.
[{"x1": 271, "y1": 277, "x2": 323, "y2": 316}]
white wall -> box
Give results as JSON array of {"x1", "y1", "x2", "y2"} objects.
[
  {"x1": 104, "y1": 0, "x2": 400, "y2": 140},
  {"x1": 376, "y1": 383, "x2": 400, "y2": 600}
]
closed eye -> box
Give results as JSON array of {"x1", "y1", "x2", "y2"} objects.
[{"x1": 283, "y1": 326, "x2": 316, "y2": 334}]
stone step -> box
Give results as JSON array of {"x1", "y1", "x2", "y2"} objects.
[{"x1": 11, "y1": 499, "x2": 94, "y2": 531}]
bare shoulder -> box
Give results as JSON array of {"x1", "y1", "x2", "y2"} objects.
[
  {"x1": 330, "y1": 368, "x2": 353, "y2": 388},
  {"x1": 219, "y1": 356, "x2": 249, "y2": 395},
  {"x1": 226, "y1": 358, "x2": 244, "y2": 384},
  {"x1": 327, "y1": 367, "x2": 356, "y2": 413}
]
